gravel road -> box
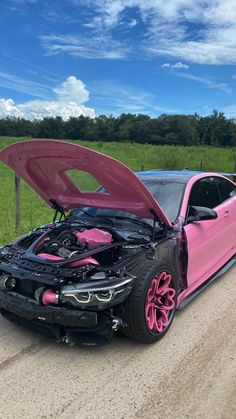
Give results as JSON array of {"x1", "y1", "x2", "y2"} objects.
[{"x1": 0, "y1": 266, "x2": 235, "y2": 419}]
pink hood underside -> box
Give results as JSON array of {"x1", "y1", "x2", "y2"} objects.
[{"x1": 0, "y1": 140, "x2": 171, "y2": 226}]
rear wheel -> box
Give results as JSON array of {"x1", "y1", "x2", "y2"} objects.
[{"x1": 123, "y1": 261, "x2": 177, "y2": 343}]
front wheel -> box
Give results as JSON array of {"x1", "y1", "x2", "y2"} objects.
[{"x1": 123, "y1": 261, "x2": 177, "y2": 343}]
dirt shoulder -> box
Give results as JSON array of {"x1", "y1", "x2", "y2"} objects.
[{"x1": 0, "y1": 266, "x2": 235, "y2": 419}]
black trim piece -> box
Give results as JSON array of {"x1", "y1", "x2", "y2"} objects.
[
  {"x1": 178, "y1": 255, "x2": 236, "y2": 309},
  {"x1": 0, "y1": 290, "x2": 98, "y2": 327},
  {"x1": 1, "y1": 310, "x2": 113, "y2": 345},
  {"x1": 1, "y1": 310, "x2": 63, "y2": 341}
]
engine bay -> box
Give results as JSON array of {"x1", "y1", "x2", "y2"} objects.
[
  {"x1": 35, "y1": 227, "x2": 113, "y2": 267},
  {"x1": 0, "y1": 221, "x2": 153, "y2": 275},
  {"x1": 0, "y1": 222, "x2": 147, "y2": 312}
]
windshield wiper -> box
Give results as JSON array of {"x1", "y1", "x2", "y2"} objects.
[
  {"x1": 71, "y1": 212, "x2": 117, "y2": 226},
  {"x1": 97, "y1": 215, "x2": 152, "y2": 230},
  {"x1": 77, "y1": 209, "x2": 95, "y2": 218},
  {"x1": 94, "y1": 216, "x2": 117, "y2": 227}
]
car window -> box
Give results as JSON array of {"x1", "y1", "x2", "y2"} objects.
[
  {"x1": 72, "y1": 180, "x2": 185, "y2": 223},
  {"x1": 141, "y1": 180, "x2": 185, "y2": 222},
  {"x1": 215, "y1": 177, "x2": 236, "y2": 202},
  {"x1": 188, "y1": 177, "x2": 222, "y2": 209}
]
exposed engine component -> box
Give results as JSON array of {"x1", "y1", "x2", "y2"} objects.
[
  {"x1": 0, "y1": 223, "x2": 144, "y2": 321},
  {"x1": 34, "y1": 287, "x2": 59, "y2": 305},
  {"x1": 0, "y1": 274, "x2": 16, "y2": 291},
  {"x1": 37, "y1": 253, "x2": 100, "y2": 268},
  {"x1": 35, "y1": 227, "x2": 113, "y2": 266},
  {"x1": 76, "y1": 228, "x2": 112, "y2": 248},
  {"x1": 42, "y1": 289, "x2": 59, "y2": 305}
]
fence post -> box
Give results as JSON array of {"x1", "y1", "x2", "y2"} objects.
[
  {"x1": 15, "y1": 174, "x2": 21, "y2": 228},
  {"x1": 233, "y1": 157, "x2": 236, "y2": 183}
]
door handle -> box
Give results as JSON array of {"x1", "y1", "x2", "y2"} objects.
[{"x1": 224, "y1": 210, "x2": 231, "y2": 217}]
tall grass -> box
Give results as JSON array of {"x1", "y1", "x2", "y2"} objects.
[{"x1": 0, "y1": 137, "x2": 235, "y2": 244}]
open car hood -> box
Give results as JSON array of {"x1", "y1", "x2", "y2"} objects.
[{"x1": 0, "y1": 140, "x2": 172, "y2": 226}]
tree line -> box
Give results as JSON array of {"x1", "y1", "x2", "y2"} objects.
[{"x1": 0, "y1": 110, "x2": 235, "y2": 147}]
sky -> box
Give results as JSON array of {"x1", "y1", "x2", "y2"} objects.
[{"x1": 1, "y1": 0, "x2": 236, "y2": 120}]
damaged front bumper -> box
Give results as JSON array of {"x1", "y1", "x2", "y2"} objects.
[
  {"x1": 0, "y1": 290, "x2": 115, "y2": 345},
  {"x1": 0, "y1": 259, "x2": 136, "y2": 344}
]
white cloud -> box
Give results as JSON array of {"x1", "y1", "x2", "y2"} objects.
[
  {"x1": 174, "y1": 72, "x2": 231, "y2": 94},
  {"x1": 0, "y1": 99, "x2": 22, "y2": 118},
  {"x1": 161, "y1": 62, "x2": 189, "y2": 69},
  {"x1": 171, "y1": 62, "x2": 189, "y2": 69},
  {"x1": 40, "y1": 33, "x2": 130, "y2": 60},
  {"x1": 53, "y1": 76, "x2": 89, "y2": 104},
  {"x1": 16, "y1": 100, "x2": 94, "y2": 120},
  {"x1": 126, "y1": 18, "x2": 137, "y2": 28},
  {"x1": 90, "y1": 80, "x2": 178, "y2": 115},
  {"x1": 66, "y1": 0, "x2": 236, "y2": 65},
  {"x1": 0, "y1": 71, "x2": 51, "y2": 99},
  {"x1": 0, "y1": 76, "x2": 95, "y2": 120}
]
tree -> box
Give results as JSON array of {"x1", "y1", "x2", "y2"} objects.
[{"x1": 0, "y1": 111, "x2": 236, "y2": 147}]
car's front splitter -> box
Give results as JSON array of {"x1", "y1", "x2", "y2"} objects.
[{"x1": 0, "y1": 290, "x2": 113, "y2": 345}]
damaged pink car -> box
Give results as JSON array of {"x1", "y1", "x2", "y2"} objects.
[{"x1": 0, "y1": 140, "x2": 235, "y2": 345}]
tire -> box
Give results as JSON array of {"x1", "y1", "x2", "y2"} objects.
[{"x1": 122, "y1": 260, "x2": 177, "y2": 343}]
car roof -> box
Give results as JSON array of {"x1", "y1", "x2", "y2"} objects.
[{"x1": 137, "y1": 170, "x2": 202, "y2": 184}]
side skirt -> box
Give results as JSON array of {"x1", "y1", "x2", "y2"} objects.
[{"x1": 178, "y1": 255, "x2": 236, "y2": 310}]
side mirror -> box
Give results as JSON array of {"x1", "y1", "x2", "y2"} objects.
[{"x1": 187, "y1": 206, "x2": 217, "y2": 223}]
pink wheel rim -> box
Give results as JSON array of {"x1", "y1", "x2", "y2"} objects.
[{"x1": 145, "y1": 271, "x2": 176, "y2": 333}]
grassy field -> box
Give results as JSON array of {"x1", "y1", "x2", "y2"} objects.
[{"x1": 0, "y1": 136, "x2": 235, "y2": 244}]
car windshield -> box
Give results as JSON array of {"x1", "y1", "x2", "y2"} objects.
[
  {"x1": 141, "y1": 178, "x2": 185, "y2": 221},
  {"x1": 70, "y1": 178, "x2": 185, "y2": 224}
]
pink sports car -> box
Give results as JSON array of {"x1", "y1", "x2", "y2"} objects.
[{"x1": 0, "y1": 140, "x2": 235, "y2": 345}]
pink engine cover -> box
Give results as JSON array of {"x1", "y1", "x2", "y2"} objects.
[{"x1": 76, "y1": 228, "x2": 112, "y2": 248}]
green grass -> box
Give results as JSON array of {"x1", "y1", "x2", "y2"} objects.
[{"x1": 0, "y1": 136, "x2": 235, "y2": 244}]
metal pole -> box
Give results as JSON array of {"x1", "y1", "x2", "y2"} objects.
[
  {"x1": 234, "y1": 158, "x2": 236, "y2": 183},
  {"x1": 15, "y1": 174, "x2": 21, "y2": 228}
]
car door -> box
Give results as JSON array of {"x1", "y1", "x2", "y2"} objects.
[
  {"x1": 215, "y1": 176, "x2": 236, "y2": 251},
  {"x1": 183, "y1": 176, "x2": 236, "y2": 291}
]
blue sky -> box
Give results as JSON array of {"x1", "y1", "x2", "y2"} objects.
[{"x1": 0, "y1": 0, "x2": 236, "y2": 120}]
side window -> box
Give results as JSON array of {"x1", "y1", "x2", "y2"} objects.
[
  {"x1": 215, "y1": 177, "x2": 236, "y2": 203},
  {"x1": 189, "y1": 177, "x2": 222, "y2": 209}
]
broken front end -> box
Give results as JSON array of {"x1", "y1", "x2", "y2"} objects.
[{"x1": 0, "y1": 221, "x2": 156, "y2": 345}]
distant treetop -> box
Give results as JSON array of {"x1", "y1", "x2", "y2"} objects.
[{"x1": 0, "y1": 111, "x2": 235, "y2": 147}]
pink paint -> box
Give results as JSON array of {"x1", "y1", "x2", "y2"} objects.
[
  {"x1": 35, "y1": 237, "x2": 50, "y2": 251},
  {"x1": 178, "y1": 172, "x2": 235, "y2": 219},
  {"x1": 38, "y1": 253, "x2": 64, "y2": 261},
  {"x1": 176, "y1": 172, "x2": 236, "y2": 304},
  {"x1": 76, "y1": 228, "x2": 112, "y2": 248},
  {"x1": 42, "y1": 289, "x2": 58, "y2": 305},
  {"x1": 67, "y1": 257, "x2": 99, "y2": 268},
  {"x1": 38, "y1": 253, "x2": 99, "y2": 268},
  {"x1": 0, "y1": 139, "x2": 172, "y2": 224},
  {"x1": 145, "y1": 272, "x2": 176, "y2": 332}
]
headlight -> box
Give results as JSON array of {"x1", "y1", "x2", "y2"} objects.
[{"x1": 60, "y1": 272, "x2": 135, "y2": 309}]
